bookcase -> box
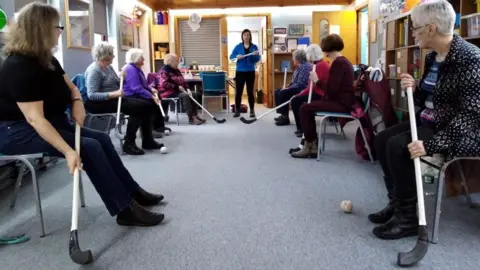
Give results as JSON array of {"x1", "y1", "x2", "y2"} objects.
[
  {"x1": 382, "y1": 0, "x2": 480, "y2": 121},
  {"x1": 272, "y1": 52, "x2": 294, "y2": 90},
  {"x1": 151, "y1": 11, "x2": 170, "y2": 72}
]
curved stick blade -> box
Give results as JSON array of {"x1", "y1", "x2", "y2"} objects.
[
  {"x1": 69, "y1": 230, "x2": 93, "y2": 265},
  {"x1": 240, "y1": 117, "x2": 257, "y2": 124},
  {"x1": 213, "y1": 117, "x2": 226, "y2": 124},
  {"x1": 397, "y1": 226, "x2": 429, "y2": 267}
]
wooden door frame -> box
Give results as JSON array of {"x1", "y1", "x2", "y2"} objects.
[
  {"x1": 356, "y1": 4, "x2": 369, "y2": 65},
  {"x1": 173, "y1": 13, "x2": 273, "y2": 107}
]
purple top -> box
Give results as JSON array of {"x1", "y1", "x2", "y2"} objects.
[{"x1": 123, "y1": 63, "x2": 153, "y2": 99}]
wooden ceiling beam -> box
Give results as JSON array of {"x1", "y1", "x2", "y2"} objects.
[{"x1": 140, "y1": 0, "x2": 351, "y2": 11}]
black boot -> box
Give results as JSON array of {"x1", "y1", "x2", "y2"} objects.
[
  {"x1": 116, "y1": 200, "x2": 165, "y2": 227},
  {"x1": 123, "y1": 140, "x2": 145, "y2": 155},
  {"x1": 372, "y1": 197, "x2": 419, "y2": 240},
  {"x1": 233, "y1": 111, "x2": 240, "y2": 118},
  {"x1": 133, "y1": 186, "x2": 164, "y2": 206},
  {"x1": 368, "y1": 189, "x2": 397, "y2": 224},
  {"x1": 142, "y1": 140, "x2": 163, "y2": 150}
]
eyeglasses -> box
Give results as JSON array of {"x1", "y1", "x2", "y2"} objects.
[
  {"x1": 410, "y1": 24, "x2": 428, "y2": 32},
  {"x1": 55, "y1": 26, "x2": 64, "y2": 31}
]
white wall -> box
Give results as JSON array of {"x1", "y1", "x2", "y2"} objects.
[
  {"x1": 106, "y1": 0, "x2": 151, "y2": 72},
  {"x1": 227, "y1": 16, "x2": 263, "y2": 31},
  {"x1": 168, "y1": 5, "x2": 346, "y2": 46}
]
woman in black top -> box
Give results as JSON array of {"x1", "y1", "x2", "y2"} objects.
[{"x1": 0, "y1": 3, "x2": 165, "y2": 227}]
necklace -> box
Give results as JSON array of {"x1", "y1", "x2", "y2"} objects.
[{"x1": 436, "y1": 52, "x2": 447, "y2": 62}]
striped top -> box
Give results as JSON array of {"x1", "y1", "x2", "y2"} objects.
[
  {"x1": 84, "y1": 62, "x2": 120, "y2": 101},
  {"x1": 419, "y1": 61, "x2": 440, "y2": 124}
]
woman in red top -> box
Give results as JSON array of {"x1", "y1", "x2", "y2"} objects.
[
  {"x1": 291, "y1": 34, "x2": 355, "y2": 158},
  {"x1": 290, "y1": 44, "x2": 330, "y2": 137}
]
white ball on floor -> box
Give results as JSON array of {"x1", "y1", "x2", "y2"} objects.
[
  {"x1": 164, "y1": 130, "x2": 170, "y2": 136},
  {"x1": 160, "y1": 146, "x2": 168, "y2": 154},
  {"x1": 340, "y1": 200, "x2": 353, "y2": 213}
]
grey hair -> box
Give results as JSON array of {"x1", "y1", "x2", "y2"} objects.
[
  {"x1": 125, "y1": 48, "x2": 144, "y2": 64},
  {"x1": 292, "y1": 49, "x2": 307, "y2": 63},
  {"x1": 165, "y1": 53, "x2": 178, "y2": 65},
  {"x1": 91, "y1": 42, "x2": 114, "y2": 61},
  {"x1": 306, "y1": 44, "x2": 324, "y2": 61},
  {"x1": 411, "y1": 0, "x2": 456, "y2": 36}
]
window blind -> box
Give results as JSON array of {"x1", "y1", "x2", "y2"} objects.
[{"x1": 179, "y1": 19, "x2": 221, "y2": 66}]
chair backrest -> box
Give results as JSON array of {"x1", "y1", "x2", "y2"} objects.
[
  {"x1": 200, "y1": 71, "x2": 226, "y2": 93},
  {"x1": 362, "y1": 92, "x2": 370, "y2": 112},
  {"x1": 72, "y1": 74, "x2": 88, "y2": 101}
]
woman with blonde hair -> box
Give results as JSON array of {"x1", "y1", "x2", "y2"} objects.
[{"x1": 0, "y1": 3, "x2": 165, "y2": 227}]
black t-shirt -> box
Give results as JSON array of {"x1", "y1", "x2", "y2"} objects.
[{"x1": 0, "y1": 54, "x2": 72, "y2": 121}]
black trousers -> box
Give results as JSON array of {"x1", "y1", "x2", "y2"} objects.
[
  {"x1": 0, "y1": 117, "x2": 138, "y2": 216},
  {"x1": 374, "y1": 121, "x2": 435, "y2": 199},
  {"x1": 235, "y1": 71, "x2": 256, "y2": 111},
  {"x1": 85, "y1": 97, "x2": 158, "y2": 143},
  {"x1": 290, "y1": 93, "x2": 322, "y2": 131},
  {"x1": 274, "y1": 87, "x2": 303, "y2": 116}
]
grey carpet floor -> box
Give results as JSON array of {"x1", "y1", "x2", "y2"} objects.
[{"x1": 1, "y1": 107, "x2": 480, "y2": 270}]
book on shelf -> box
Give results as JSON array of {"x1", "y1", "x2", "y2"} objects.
[{"x1": 280, "y1": 61, "x2": 291, "y2": 71}]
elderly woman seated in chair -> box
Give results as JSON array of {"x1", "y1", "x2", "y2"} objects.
[
  {"x1": 0, "y1": 3, "x2": 165, "y2": 227},
  {"x1": 368, "y1": 0, "x2": 480, "y2": 240},
  {"x1": 274, "y1": 49, "x2": 312, "y2": 126},
  {"x1": 122, "y1": 48, "x2": 172, "y2": 135},
  {"x1": 290, "y1": 34, "x2": 355, "y2": 159},
  {"x1": 84, "y1": 42, "x2": 162, "y2": 155},
  {"x1": 153, "y1": 53, "x2": 206, "y2": 125},
  {"x1": 289, "y1": 44, "x2": 330, "y2": 137}
]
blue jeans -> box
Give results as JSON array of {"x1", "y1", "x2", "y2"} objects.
[
  {"x1": 0, "y1": 117, "x2": 138, "y2": 216},
  {"x1": 274, "y1": 87, "x2": 303, "y2": 116}
]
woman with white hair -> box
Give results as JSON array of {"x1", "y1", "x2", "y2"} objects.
[
  {"x1": 122, "y1": 48, "x2": 172, "y2": 135},
  {"x1": 369, "y1": 0, "x2": 480, "y2": 240},
  {"x1": 153, "y1": 53, "x2": 205, "y2": 125},
  {"x1": 273, "y1": 49, "x2": 312, "y2": 126},
  {"x1": 288, "y1": 44, "x2": 330, "y2": 137},
  {"x1": 85, "y1": 43, "x2": 162, "y2": 155}
]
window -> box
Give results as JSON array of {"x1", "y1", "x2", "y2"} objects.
[{"x1": 179, "y1": 19, "x2": 221, "y2": 66}]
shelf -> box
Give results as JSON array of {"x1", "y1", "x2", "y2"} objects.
[
  {"x1": 274, "y1": 71, "x2": 293, "y2": 74},
  {"x1": 463, "y1": 36, "x2": 480, "y2": 40},
  {"x1": 273, "y1": 52, "x2": 293, "y2": 55}
]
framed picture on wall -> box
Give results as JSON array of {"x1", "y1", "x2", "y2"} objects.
[
  {"x1": 119, "y1": 15, "x2": 134, "y2": 50},
  {"x1": 288, "y1": 24, "x2": 305, "y2": 36},
  {"x1": 65, "y1": 0, "x2": 92, "y2": 49}
]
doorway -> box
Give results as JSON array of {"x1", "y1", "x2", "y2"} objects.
[
  {"x1": 357, "y1": 7, "x2": 369, "y2": 65},
  {"x1": 226, "y1": 16, "x2": 268, "y2": 107}
]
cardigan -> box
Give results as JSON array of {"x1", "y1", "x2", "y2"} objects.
[
  {"x1": 123, "y1": 63, "x2": 153, "y2": 99},
  {"x1": 155, "y1": 65, "x2": 188, "y2": 99},
  {"x1": 416, "y1": 35, "x2": 480, "y2": 160},
  {"x1": 84, "y1": 62, "x2": 119, "y2": 101},
  {"x1": 297, "y1": 60, "x2": 330, "y2": 97},
  {"x1": 324, "y1": 56, "x2": 355, "y2": 109}
]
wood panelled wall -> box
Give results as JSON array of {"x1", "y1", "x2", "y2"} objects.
[{"x1": 312, "y1": 11, "x2": 357, "y2": 64}]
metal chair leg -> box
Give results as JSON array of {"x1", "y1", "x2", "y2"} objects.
[
  {"x1": 175, "y1": 100, "x2": 179, "y2": 126},
  {"x1": 355, "y1": 119, "x2": 375, "y2": 164},
  {"x1": 10, "y1": 164, "x2": 26, "y2": 208},
  {"x1": 456, "y1": 161, "x2": 480, "y2": 208},
  {"x1": 322, "y1": 117, "x2": 328, "y2": 152},
  {"x1": 431, "y1": 167, "x2": 445, "y2": 244},
  {"x1": 226, "y1": 95, "x2": 229, "y2": 115},
  {"x1": 317, "y1": 117, "x2": 326, "y2": 161}
]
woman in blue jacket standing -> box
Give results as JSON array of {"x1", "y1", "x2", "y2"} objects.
[{"x1": 230, "y1": 29, "x2": 261, "y2": 118}]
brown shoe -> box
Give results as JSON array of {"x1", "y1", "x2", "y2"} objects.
[{"x1": 290, "y1": 140, "x2": 318, "y2": 159}]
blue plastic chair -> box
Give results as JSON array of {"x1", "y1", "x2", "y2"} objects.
[
  {"x1": 200, "y1": 71, "x2": 229, "y2": 115},
  {"x1": 315, "y1": 92, "x2": 374, "y2": 163}
]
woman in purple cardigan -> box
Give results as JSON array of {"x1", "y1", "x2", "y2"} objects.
[{"x1": 123, "y1": 48, "x2": 172, "y2": 135}]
